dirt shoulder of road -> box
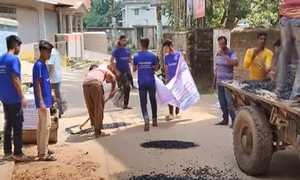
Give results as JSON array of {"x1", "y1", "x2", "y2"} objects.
[{"x1": 12, "y1": 143, "x2": 105, "y2": 180}]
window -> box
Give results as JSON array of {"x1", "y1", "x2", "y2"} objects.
[
  {"x1": 134, "y1": 9, "x2": 139, "y2": 16},
  {"x1": 0, "y1": 5, "x2": 17, "y2": 20}
]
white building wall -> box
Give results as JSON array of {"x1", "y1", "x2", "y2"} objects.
[
  {"x1": 45, "y1": 10, "x2": 58, "y2": 42},
  {"x1": 0, "y1": 0, "x2": 54, "y2": 60},
  {"x1": 122, "y1": 3, "x2": 169, "y2": 27},
  {"x1": 17, "y1": 7, "x2": 39, "y2": 45}
]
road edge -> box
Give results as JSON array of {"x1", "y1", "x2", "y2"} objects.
[{"x1": 0, "y1": 160, "x2": 15, "y2": 180}]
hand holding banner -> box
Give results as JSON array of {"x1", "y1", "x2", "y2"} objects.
[{"x1": 155, "y1": 54, "x2": 200, "y2": 110}]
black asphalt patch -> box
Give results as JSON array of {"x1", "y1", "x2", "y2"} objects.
[
  {"x1": 65, "y1": 122, "x2": 131, "y2": 135},
  {"x1": 127, "y1": 166, "x2": 242, "y2": 180},
  {"x1": 140, "y1": 140, "x2": 199, "y2": 150}
]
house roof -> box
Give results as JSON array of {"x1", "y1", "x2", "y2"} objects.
[
  {"x1": 57, "y1": 0, "x2": 77, "y2": 6},
  {"x1": 57, "y1": 0, "x2": 90, "y2": 14},
  {"x1": 57, "y1": 0, "x2": 90, "y2": 9}
]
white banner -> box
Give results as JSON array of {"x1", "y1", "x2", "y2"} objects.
[
  {"x1": 156, "y1": 54, "x2": 200, "y2": 110},
  {"x1": 186, "y1": 0, "x2": 193, "y2": 15},
  {"x1": 22, "y1": 94, "x2": 38, "y2": 130},
  {"x1": 155, "y1": 76, "x2": 179, "y2": 107}
]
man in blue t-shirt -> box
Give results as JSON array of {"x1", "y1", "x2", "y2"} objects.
[
  {"x1": 0, "y1": 35, "x2": 30, "y2": 161},
  {"x1": 163, "y1": 40, "x2": 182, "y2": 120},
  {"x1": 110, "y1": 35, "x2": 132, "y2": 109},
  {"x1": 133, "y1": 38, "x2": 159, "y2": 131},
  {"x1": 32, "y1": 40, "x2": 56, "y2": 161}
]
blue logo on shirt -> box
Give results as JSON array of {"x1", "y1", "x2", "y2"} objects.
[{"x1": 133, "y1": 51, "x2": 157, "y2": 87}]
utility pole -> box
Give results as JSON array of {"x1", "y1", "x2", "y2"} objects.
[
  {"x1": 111, "y1": 0, "x2": 116, "y2": 47},
  {"x1": 156, "y1": 5, "x2": 162, "y2": 61}
]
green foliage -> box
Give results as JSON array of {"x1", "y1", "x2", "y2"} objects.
[
  {"x1": 165, "y1": 0, "x2": 280, "y2": 29},
  {"x1": 84, "y1": 0, "x2": 123, "y2": 27},
  {"x1": 245, "y1": 0, "x2": 280, "y2": 27}
]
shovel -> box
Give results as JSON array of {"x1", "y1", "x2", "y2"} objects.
[{"x1": 79, "y1": 97, "x2": 110, "y2": 131}]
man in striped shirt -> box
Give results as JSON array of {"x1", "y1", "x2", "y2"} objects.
[
  {"x1": 275, "y1": 0, "x2": 300, "y2": 106},
  {"x1": 213, "y1": 36, "x2": 238, "y2": 128}
]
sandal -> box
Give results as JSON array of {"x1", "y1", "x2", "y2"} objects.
[
  {"x1": 48, "y1": 149, "x2": 55, "y2": 155},
  {"x1": 123, "y1": 106, "x2": 132, "y2": 109},
  {"x1": 39, "y1": 154, "x2": 57, "y2": 161},
  {"x1": 13, "y1": 153, "x2": 31, "y2": 162},
  {"x1": 175, "y1": 114, "x2": 182, "y2": 119},
  {"x1": 165, "y1": 115, "x2": 174, "y2": 121},
  {"x1": 2, "y1": 152, "x2": 13, "y2": 160},
  {"x1": 95, "y1": 132, "x2": 110, "y2": 138}
]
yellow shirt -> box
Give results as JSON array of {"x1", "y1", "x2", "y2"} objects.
[{"x1": 243, "y1": 48, "x2": 273, "y2": 80}]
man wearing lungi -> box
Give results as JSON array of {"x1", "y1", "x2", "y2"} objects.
[{"x1": 83, "y1": 65, "x2": 116, "y2": 137}]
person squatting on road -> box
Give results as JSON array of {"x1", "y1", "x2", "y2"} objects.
[
  {"x1": 213, "y1": 36, "x2": 238, "y2": 129},
  {"x1": 32, "y1": 40, "x2": 56, "y2": 161},
  {"x1": 163, "y1": 40, "x2": 182, "y2": 120},
  {"x1": 83, "y1": 64, "x2": 117, "y2": 137},
  {"x1": 47, "y1": 47, "x2": 64, "y2": 118},
  {"x1": 133, "y1": 38, "x2": 159, "y2": 132},
  {"x1": 0, "y1": 35, "x2": 30, "y2": 161},
  {"x1": 110, "y1": 35, "x2": 132, "y2": 109},
  {"x1": 243, "y1": 32, "x2": 273, "y2": 80},
  {"x1": 275, "y1": 0, "x2": 300, "y2": 107}
]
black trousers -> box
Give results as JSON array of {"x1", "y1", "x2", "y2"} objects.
[
  {"x1": 168, "y1": 104, "x2": 179, "y2": 115},
  {"x1": 3, "y1": 103, "x2": 24, "y2": 155},
  {"x1": 117, "y1": 72, "x2": 131, "y2": 106},
  {"x1": 139, "y1": 85, "x2": 157, "y2": 120},
  {"x1": 128, "y1": 71, "x2": 134, "y2": 87}
]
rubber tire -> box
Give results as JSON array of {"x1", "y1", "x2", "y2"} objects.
[{"x1": 233, "y1": 106, "x2": 273, "y2": 176}]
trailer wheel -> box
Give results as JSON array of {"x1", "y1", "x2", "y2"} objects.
[{"x1": 233, "y1": 106, "x2": 273, "y2": 176}]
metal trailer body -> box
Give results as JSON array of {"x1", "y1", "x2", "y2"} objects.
[{"x1": 221, "y1": 81, "x2": 300, "y2": 176}]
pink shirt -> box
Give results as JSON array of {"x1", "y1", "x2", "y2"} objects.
[
  {"x1": 83, "y1": 68, "x2": 107, "y2": 84},
  {"x1": 282, "y1": 0, "x2": 300, "y2": 8},
  {"x1": 280, "y1": 0, "x2": 300, "y2": 18}
]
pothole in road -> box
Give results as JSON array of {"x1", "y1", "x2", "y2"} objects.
[
  {"x1": 127, "y1": 166, "x2": 242, "y2": 180},
  {"x1": 140, "y1": 140, "x2": 199, "y2": 150}
]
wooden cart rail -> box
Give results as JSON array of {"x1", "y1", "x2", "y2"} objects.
[{"x1": 221, "y1": 81, "x2": 300, "y2": 117}]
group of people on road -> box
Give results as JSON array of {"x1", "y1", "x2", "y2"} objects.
[
  {"x1": 83, "y1": 35, "x2": 185, "y2": 133},
  {"x1": 214, "y1": 0, "x2": 300, "y2": 129},
  {"x1": 0, "y1": 36, "x2": 64, "y2": 162}
]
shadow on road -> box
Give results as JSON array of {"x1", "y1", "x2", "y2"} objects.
[{"x1": 65, "y1": 119, "x2": 193, "y2": 144}]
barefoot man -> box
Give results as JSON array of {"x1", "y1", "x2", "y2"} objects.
[{"x1": 83, "y1": 65, "x2": 117, "y2": 137}]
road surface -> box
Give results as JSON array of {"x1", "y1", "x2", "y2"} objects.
[{"x1": 4, "y1": 61, "x2": 300, "y2": 180}]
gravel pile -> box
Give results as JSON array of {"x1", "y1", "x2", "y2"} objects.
[
  {"x1": 127, "y1": 166, "x2": 242, "y2": 180},
  {"x1": 103, "y1": 122, "x2": 131, "y2": 129},
  {"x1": 65, "y1": 122, "x2": 131, "y2": 135},
  {"x1": 227, "y1": 75, "x2": 295, "y2": 100},
  {"x1": 140, "y1": 140, "x2": 199, "y2": 150}
]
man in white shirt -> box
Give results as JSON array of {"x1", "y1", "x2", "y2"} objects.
[{"x1": 47, "y1": 48, "x2": 63, "y2": 118}]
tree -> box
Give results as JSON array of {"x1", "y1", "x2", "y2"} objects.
[
  {"x1": 84, "y1": 0, "x2": 124, "y2": 27},
  {"x1": 225, "y1": 0, "x2": 238, "y2": 29},
  {"x1": 246, "y1": 0, "x2": 280, "y2": 27},
  {"x1": 164, "y1": 0, "x2": 280, "y2": 29}
]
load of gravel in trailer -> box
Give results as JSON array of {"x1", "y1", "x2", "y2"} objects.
[{"x1": 225, "y1": 75, "x2": 295, "y2": 100}]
